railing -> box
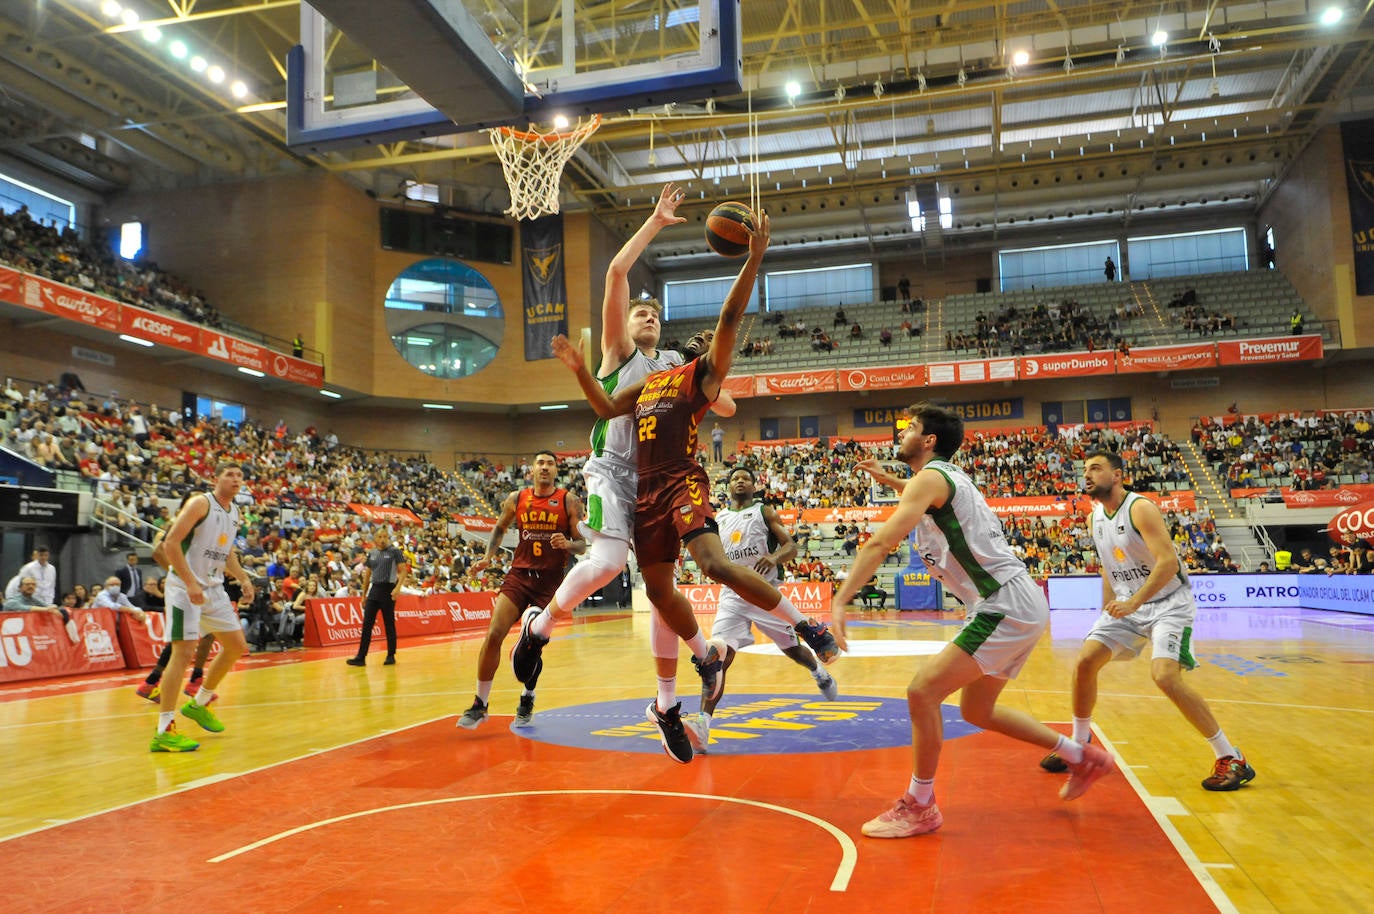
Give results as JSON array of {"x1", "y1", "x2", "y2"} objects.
[{"x1": 90, "y1": 498, "x2": 155, "y2": 552}]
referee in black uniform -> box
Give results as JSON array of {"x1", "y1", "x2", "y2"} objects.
[{"x1": 346, "y1": 527, "x2": 410, "y2": 666}]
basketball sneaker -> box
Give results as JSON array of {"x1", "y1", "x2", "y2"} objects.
[
  {"x1": 150, "y1": 722, "x2": 199, "y2": 753},
  {"x1": 816, "y1": 671, "x2": 839, "y2": 701},
  {"x1": 693, "y1": 638, "x2": 727, "y2": 703},
  {"x1": 1201, "y1": 753, "x2": 1256, "y2": 791},
  {"x1": 645, "y1": 701, "x2": 693, "y2": 764},
  {"x1": 512, "y1": 694, "x2": 535, "y2": 728},
  {"x1": 861, "y1": 795, "x2": 944, "y2": 838},
  {"x1": 683, "y1": 712, "x2": 711, "y2": 754},
  {"x1": 135, "y1": 681, "x2": 161, "y2": 702},
  {"x1": 510, "y1": 608, "x2": 549, "y2": 685},
  {"x1": 1060, "y1": 743, "x2": 1115, "y2": 800},
  {"x1": 1040, "y1": 733, "x2": 1091, "y2": 773},
  {"x1": 181, "y1": 699, "x2": 225, "y2": 733},
  {"x1": 184, "y1": 673, "x2": 203, "y2": 698},
  {"x1": 456, "y1": 697, "x2": 488, "y2": 730},
  {"x1": 795, "y1": 618, "x2": 841, "y2": 665}
]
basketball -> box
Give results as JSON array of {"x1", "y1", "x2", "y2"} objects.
[{"x1": 705, "y1": 201, "x2": 757, "y2": 257}]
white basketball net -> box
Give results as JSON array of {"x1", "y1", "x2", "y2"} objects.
[{"x1": 488, "y1": 115, "x2": 602, "y2": 221}]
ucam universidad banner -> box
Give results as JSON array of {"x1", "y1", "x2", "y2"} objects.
[
  {"x1": 520, "y1": 213, "x2": 569, "y2": 360},
  {"x1": 1342, "y1": 118, "x2": 1374, "y2": 296}
]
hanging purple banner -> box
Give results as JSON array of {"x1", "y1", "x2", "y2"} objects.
[
  {"x1": 521, "y1": 214, "x2": 568, "y2": 360},
  {"x1": 1342, "y1": 119, "x2": 1374, "y2": 296}
]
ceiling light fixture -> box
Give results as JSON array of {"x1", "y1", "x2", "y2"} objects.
[{"x1": 1320, "y1": 6, "x2": 1344, "y2": 26}]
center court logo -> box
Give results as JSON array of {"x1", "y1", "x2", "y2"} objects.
[{"x1": 515, "y1": 694, "x2": 980, "y2": 755}]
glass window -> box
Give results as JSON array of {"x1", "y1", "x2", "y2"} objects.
[
  {"x1": 999, "y1": 240, "x2": 1120, "y2": 291},
  {"x1": 662, "y1": 276, "x2": 759, "y2": 322},
  {"x1": 1126, "y1": 227, "x2": 1248, "y2": 279},
  {"x1": 0, "y1": 171, "x2": 75, "y2": 230},
  {"x1": 764, "y1": 263, "x2": 875, "y2": 312},
  {"x1": 384, "y1": 258, "x2": 504, "y2": 378}
]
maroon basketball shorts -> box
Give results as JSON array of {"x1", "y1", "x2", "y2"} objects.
[
  {"x1": 499, "y1": 566, "x2": 564, "y2": 611},
  {"x1": 634, "y1": 463, "x2": 717, "y2": 565}
]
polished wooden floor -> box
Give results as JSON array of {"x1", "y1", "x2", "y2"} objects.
[{"x1": 2, "y1": 605, "x2": 1372, "y2": 913}]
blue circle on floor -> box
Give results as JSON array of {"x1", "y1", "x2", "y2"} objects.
[{"x1": 516, "y1": 694, "x2": 980, "y2": 756}]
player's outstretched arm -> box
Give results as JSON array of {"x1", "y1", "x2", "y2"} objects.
[
  {"x1": 832, "y1": 468, "x2": 945, "y2": 635},
  {"x1": 855, "y1": 458, "x2": 909, "y2": 492},
  {"x1": 472, "y1": 491, "x2": 519, "y2": 573},
  {"x1": 602, "y1": 184, "x2": 687, "y2": 367},
  {"x1": 710, "y1": 389, "x2": 737, "y2": 417},
  {"x1": 705, "y1": 211, "x2": 770, "y2": 390},
  {"x1": 759, "y1": 503, "x2": 798, "y2": 575},
  {"x1": 552, "y1": 334, "x2": 641, "y2": 418}
]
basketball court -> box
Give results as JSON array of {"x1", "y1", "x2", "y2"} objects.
[{"x1": 4, "y1": 606, "x2": 1373, "y2": 913}]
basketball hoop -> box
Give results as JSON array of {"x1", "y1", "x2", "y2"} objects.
[{"x1": 488, "y1": 115, "x2": 601, "y2": 221}]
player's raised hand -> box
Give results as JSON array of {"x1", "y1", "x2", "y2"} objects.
[
  {"x1": 829, "y1": 597, "x2": 851, "y2": 652},
  {"x1": 551, "y1": 334, "x2": 585, "y2": 373},
  {"x1": 653, "y1": 183, "x2": 688, "y2": 226},
  {"x1": 855, "y1": 458, "x2": 885, "y2": 478},
  {"x1": 748, "y1": 210, "x2": 771, "y2": 259}
]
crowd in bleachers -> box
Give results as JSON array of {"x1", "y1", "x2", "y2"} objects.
[
  {"x1": 945, "y1": 297, "x2": 1134, "y2": 358},
  {"x1": 2, "y1": 377, "x2": 515, "y2": 608},
  {"x1": 11, "y1": 367, "x2": 1330, "y2": 600},
  {"x1": 1, "y1": 205, "x2": 224, "y2": 328},
  {"x1": 1195, "y1": 412, "x2": 1374, "y2": 490}
]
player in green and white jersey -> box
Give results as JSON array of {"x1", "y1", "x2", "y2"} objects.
[
  {"x1": 683, "y1": 467, "x2": 838, "y2": 754},
  {"x1": 834, "y1": 403, "x2": 1115, "y2": 838},
  {"x1": 1038, "y1": 450, "x2": 1255, "y2": 792},
  {"x1": 151, "y1": 461, "x2": 255, "y2": 752}
]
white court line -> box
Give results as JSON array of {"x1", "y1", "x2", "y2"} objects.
[
  {"x1": 0, "y1": 714, "x2": 454, "y2": 845},
  {"x1": 1091, "y1": 727, "x2": 1241, "y2": 914},
  {"x1": 209, "y1": 789, "x2": 858, "y2": 892}
]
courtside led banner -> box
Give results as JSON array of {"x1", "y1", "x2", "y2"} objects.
[
  {"x1": 837, "y1": 364, "x2": 927, "y2": 391},
  {"x1": 1019, "y1": 351, "x2": 1116, "y2": 378},
  {"x1": 1216, "y1": 335, "x2": 1323, "y2": 365},
  {"x1": 1117, "y1": 343, "x2": 1218, "y2": 373},
  {"x1": 347, "y1": 503, "x2": 423, "y2": 524},
  {"x1": 754, "y1": 369, "x2": 838, "y2": 395},
  {"x1": 720, "y1": 375, "x2": 755, "y2": 399},
  {"x1": 1342, "y1": 118, "x2": 1374, "y2": 296},
  {"x1": 0, "y1": 266, "x2": 324, "y2": 387},
  {"x1": 0, "y1": 609, "x2": 126, "y2": 683}
]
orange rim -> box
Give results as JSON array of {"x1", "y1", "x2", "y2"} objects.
[{"x1": 494, "y1": 113, "x2": 601, "y2": 142}]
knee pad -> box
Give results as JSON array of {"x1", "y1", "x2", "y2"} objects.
[
  {"x1": 553, "y1": 534, "x2": 628, "y2": 608},
  {"x1": 649, "y1": 606, "x2": 681, "y2": 660}
]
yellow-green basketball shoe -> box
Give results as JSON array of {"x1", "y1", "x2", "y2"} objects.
[
  {"x1": 150, "y1": 722, "x2": 200, "y2": 752},
  {"x1": 181, "y1": 699, "x2": 225, "y2": 733}
]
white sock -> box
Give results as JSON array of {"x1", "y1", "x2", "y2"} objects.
[
  {"x1": 686, "y1": 632, "x2": 709, "y2": 659},
  {"x1": 476, "y1": 680, "x2": 493, "y2": 704},
  {"x1": 656, "y1": 677, "x2": 676, "y2": 712},
  {"x1": 521, "y1": 688, "x2": 535, "y2": 698},
  {"x1": 530, "y1": 608, "x2": 555, "y2": 639},
  {"x1": 195, "y1": 687, "x2": 214, "y2": 706},
  {"x1": 1054, "y1": 735, "x2": 1086, "y2": 765},
  {"x1": 1072, "y1": 717, "x2": 1093, "y2": 744},
  {"x1": 811, "y1": 667, "x2": 827, "y2": 682},
  {"x1": 158, "y1": 711, "x2": 175, "y2": 733},
  {"x1": 908, "y1": 775, "x2": 936, "y2": 805},
  {"x1": 769, "y1": 594, "x2": 805, "y2": 625},
  {"x1": 1205, "y1": 729, "x2": 1239, "y2": 759}
]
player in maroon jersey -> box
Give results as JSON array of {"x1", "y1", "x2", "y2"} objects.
[
  {"x1": 551, "y1": 212, "x2": 839, "y2": 763},
  {"x1": 457, "y1": 450, "x2": 585, "y2": 730}
]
